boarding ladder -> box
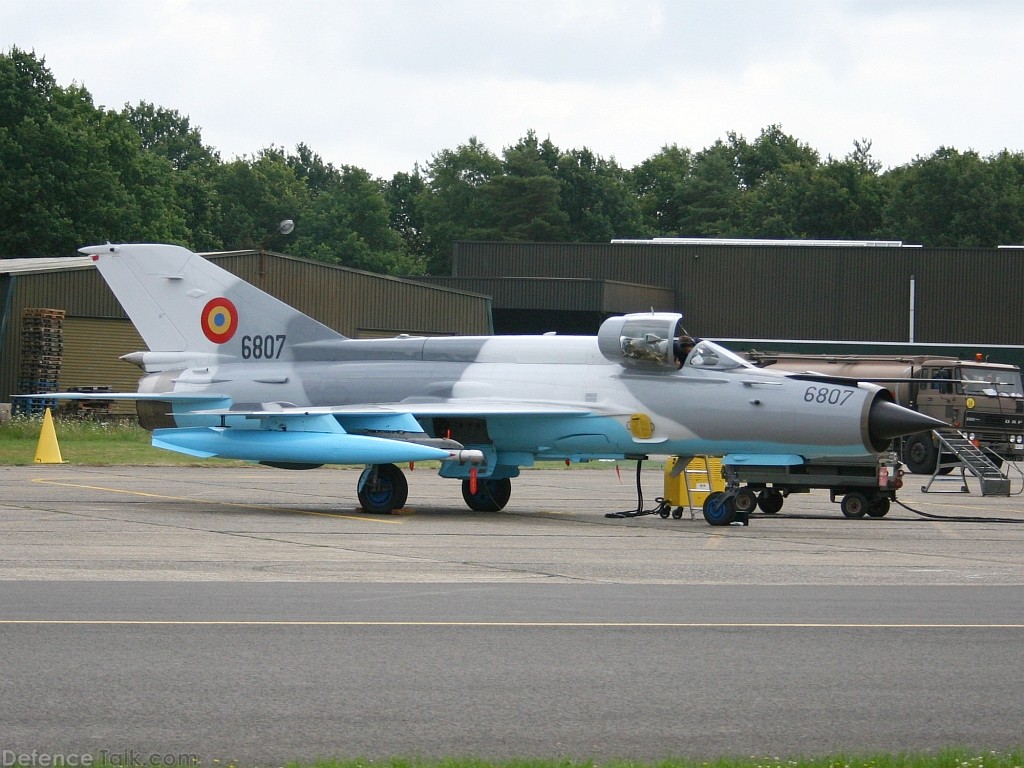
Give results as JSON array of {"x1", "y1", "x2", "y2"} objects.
[{"x1": 920, "y1": 428, "x2": 1011, "y2": 496}]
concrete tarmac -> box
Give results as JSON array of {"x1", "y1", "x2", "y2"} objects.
[
  {"x1": 2, "y1": 463, "x2": 1023, "y2": 584},
  {"x1": 2, "y1": 464, "x2": 1024, "y2": 763}
]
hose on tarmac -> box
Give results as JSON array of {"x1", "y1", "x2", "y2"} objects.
[{"x1": 893, "y1": 497, "x2": 1024, "y2": 524}]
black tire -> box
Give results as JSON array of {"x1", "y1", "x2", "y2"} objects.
[
  {"x1": 841, "y1": 491, "x2": 868, "y2": 519},
  {"x1": 757, "y1": 489, "x2": 785, "y2": 514},
  {"x1": 703, "y1": 491, "x2": 737, "y2": 526},
  {"x1": 461, "y1": 476, "x2": 512, "y2": 512},
  {"x1": 734, "y1": 487, "x2": 758, "y2": 514},
  {"x1": 866, "y1": 496, "x2": 891, "y2": 518},
  {"x1": 357, "y1": 463, "x2": 408, "y2": 513},
  {"x1": 903, "y1": 432, "x2": 938, "y2": 475}
]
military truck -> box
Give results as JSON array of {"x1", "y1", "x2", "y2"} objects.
[{"x1": 743, "y1": 350, "x2": 1024, "y2": 474}]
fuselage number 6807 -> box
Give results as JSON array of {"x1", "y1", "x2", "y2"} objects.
[{"x1": 804, "y1": 385, "x2": 854, "y2": 406}]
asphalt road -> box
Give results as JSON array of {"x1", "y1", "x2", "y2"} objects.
[{"x1": 2, "y1": 464, "x2": 1023, "y2": 763}]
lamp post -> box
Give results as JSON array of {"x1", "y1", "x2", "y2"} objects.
[{"x1": 257, "y1": 219, "x2": 294, "y2": 281}]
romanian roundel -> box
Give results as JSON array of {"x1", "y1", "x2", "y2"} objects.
[{"x1": 201, "y1": 297, "x2": 239, "y2": 344}]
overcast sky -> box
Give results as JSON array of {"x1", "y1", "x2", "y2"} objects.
[{"x1": 3, "y1": 0, "x2": 1022, "y2": 178}]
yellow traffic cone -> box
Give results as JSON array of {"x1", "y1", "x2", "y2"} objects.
[{"x1": 34, "y1": 407, "x2": 66, "y2": 464}]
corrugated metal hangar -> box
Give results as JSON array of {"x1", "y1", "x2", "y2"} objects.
[
  {"x1": 414, "y1": 276, "x2": 675, "y2": 335},
  {"x1": 0, "y1": 250, "x2": 492, "y2": 413},
  {"x1": 440, "y1": 239, "x2": 1024, "y2": 367}
]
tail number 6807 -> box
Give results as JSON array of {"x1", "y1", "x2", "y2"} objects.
[
  {"x1": 804, "y1": 386, "x2": 854, "y2": 406},
  {"x1": 241, "y1": 334, "x2": 286, "y2": 359}
]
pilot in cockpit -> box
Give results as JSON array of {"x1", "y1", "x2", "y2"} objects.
[{"x1": 673, "y1": 333, "x2": 696, "y2": 368}]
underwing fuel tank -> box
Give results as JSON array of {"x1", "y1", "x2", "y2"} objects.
[{"x1": 152, "y1": 427, "x2": 482, "y2": 465}]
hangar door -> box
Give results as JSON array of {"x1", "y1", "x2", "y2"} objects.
[{"x1": 60, "y1": 317, "x2": 147, "y2": 417}]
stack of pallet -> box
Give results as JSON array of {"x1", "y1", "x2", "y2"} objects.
[
  {"x1": 64, "y1": 386, "x2": 115, "y2": 420},
  {"x1": 15, "y1": 308, "x2": 65, "y2": 416}
]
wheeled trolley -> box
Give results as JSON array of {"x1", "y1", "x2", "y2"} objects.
[{"x1": 667, "y1": 453, "x2": 904, "y2": 525}]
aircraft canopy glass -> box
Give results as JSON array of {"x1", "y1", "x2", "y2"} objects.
[{"x1": 685, "y1": 340, "x2": 755, "y2": 371}]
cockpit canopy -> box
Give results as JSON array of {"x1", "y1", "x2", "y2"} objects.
[
  {"x1": 598, "y1": 313, "x2": 681, "y2": 370},
  {"x1": 597, "y1": 312, "x2": 754, "y2": 373},
  {"x1": 683, "y1": 340, "x2": 754, "y2": 371}
]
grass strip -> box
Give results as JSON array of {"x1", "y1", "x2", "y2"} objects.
[
  {"x1": 0, "y1": 416, "x2": 244, "y2": 466},
  {"x1": 0, "y1": 416, "x2": 654, "y2": 469},
  {"x1": 93, "y1": 750, "x2": 1024, "y2": 768}
]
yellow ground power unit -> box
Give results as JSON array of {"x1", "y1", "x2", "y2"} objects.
[{"x1": 663, "y1": 456, "x2": 725, "y2": 510}]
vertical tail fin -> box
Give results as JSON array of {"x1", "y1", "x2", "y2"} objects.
[{"x1": 80, "y1": 244, "x2": 346, "y2": 364}]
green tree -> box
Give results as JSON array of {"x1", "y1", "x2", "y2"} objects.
[
  {"x1": 211, "y1": 147, "x2": 310, "y2": 250},
  {"x1": 122, "y1": 101, "x2": 222, "y2": 250},
  {"x1": 474, "y1": 132, "x2": 569, "y2": 242},
  {"x1": 286, "y1": 142, "x2": 339, "y2": 194},
  {"x1": 557, "y1": 146, "x2": 643, "y2": 241},
  {"x1": 8, "y1": 45, "x2": 1024, "y2": 263},
  {"x1": 675, "y1": 140, "x2": 746, "y2": 236},
  {"x1": 292, "y1": 163, "x2": 421, "y2": 275},
  {"x1": 417, "y1": 137, "x2": 502, "y2": 273},
  {"x1": 0, "y1": 47, "x2": 185, "y2": 256},
  {"x1": 631, "y1": 143, "x2": 694, "y2": 235},
  {"x1": 790, "y1": 140, "x2": 885, "y2": 240},
  {"x1": 733, "y1": 126, "x2": 823, "y2": 237},
  {"x1": 881, "y1": 147, "x2": 1024, "y2": 246},
  {"x1": 385, "y1": 167, "x2": 428, "y2": 262},
  {"x1": 732, "y1": 124, "x2": 821, "y2": 190}
]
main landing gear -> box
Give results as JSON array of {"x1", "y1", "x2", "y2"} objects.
[
  {"x1": 357, "y1": 463, "x2": 409, "y2": 513},
  {"x1": 356, "y1": 463, "x2": 514, "y2": 514},
  {"x1": 461, "y1": 476, "x2": 512, "y2": 512}
]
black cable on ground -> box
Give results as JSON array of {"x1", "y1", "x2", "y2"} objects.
[
  {"x1": 605, "y1": 459, "x2": 661, "y2": 518},
  {"x1": 893, "y1": 497, "x2": 1024, "y2": 523}
]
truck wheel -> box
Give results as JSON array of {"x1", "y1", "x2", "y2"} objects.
[
  {"x1": 866, "y1": 497, "x2": 891, "y2": 517},
  {"x1": 903, "y1": 432, "x2": 938, "y2": 474},
  {"x1": 703, "y1": 491, "x2": 737, "y2": 526},
  {"x1": 757, "y1": 490, "x2": 784, "y2": 514},
  {"x1": 734, "y1": 487, "x2": 758, "y2": 514},
  {"x1": 841, "y1": 492, "x2": 868, "y2": 519}
]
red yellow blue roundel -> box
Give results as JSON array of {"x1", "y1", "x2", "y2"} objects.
[{"x1": 201, "y1": 297, "x2": 238, "y2": 344}]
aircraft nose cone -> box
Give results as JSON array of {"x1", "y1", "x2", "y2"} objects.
[{"x1": 868, "y1": 398, "x2": 947, "y2": 449}]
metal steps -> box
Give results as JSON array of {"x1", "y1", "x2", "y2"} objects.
[{"x1": 921, "y1": 428, "x2": 1011, "y2": 495}]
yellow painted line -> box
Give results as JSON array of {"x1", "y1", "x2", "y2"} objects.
[
  {"x1": 29, "y1": 478, "x2": 401, "y2": 524},
  {"x1": 1, "y1": 620, "x2": 1021, "y2": 628}
]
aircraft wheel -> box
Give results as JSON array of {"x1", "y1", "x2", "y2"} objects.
[
  {"x1": 462, "y1": 477, "x2": 512, "y2": 512},
  {"x1": 866, "y1": 497, "x2": 891, "y2": 518},
  {"x1": 757, "y1": 489, "x2": 784, "y2": 514},
  {"x1": 357, "y1": 463, "x2": 408, "y2": 513},
  {"x1": 903, "y1": 433, "x2": 938, "y2": 474},
  {"x1": 702, "y1": 491, "x2": 736, "y2": 526},
  {"x1": 733, "y1": 487, "x2": 758, "y2": 514},
  {"x1": 840, "y1": 491, "x2": 869, "y2": 519}
]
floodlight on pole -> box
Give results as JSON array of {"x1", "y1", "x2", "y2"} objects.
[{"x1": 258, "y1": 219, "x2": 295, "y2": 280}]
